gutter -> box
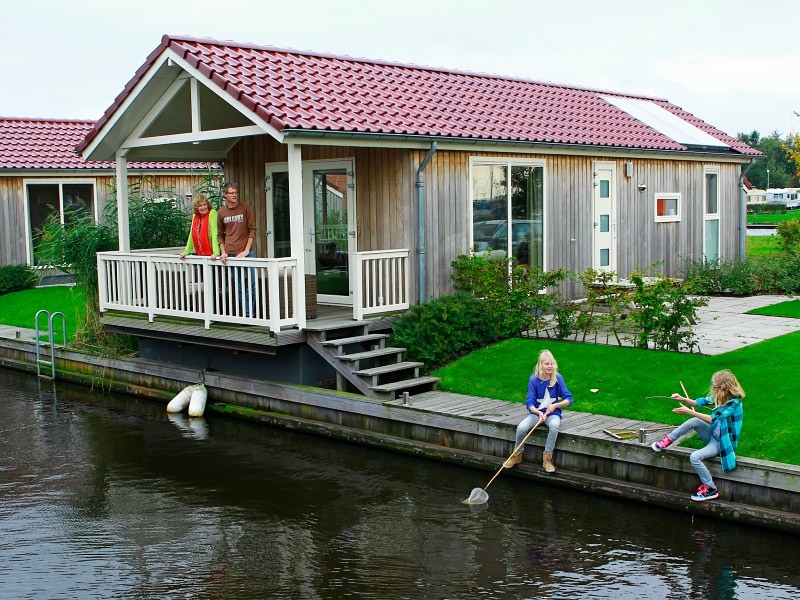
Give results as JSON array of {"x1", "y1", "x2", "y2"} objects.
[
  {"x1": 416, "y1": 142, "x2": 437, "y2": 303},
  {"x1": 281, "y1": 129, "x2": 759, "y2": 161},
  {"x1": 739, "y1": 158, "x2": 756, "y2": 259}
]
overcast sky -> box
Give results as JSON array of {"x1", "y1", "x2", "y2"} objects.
[{"x1": 4, "y1": 0, "x2": 798, "y2": 139}]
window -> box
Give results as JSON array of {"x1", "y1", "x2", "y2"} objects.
[
  {"x1": 25, "y1": 180, "x2": 96, "y2": 265},
  {"x1": 470, "y1": 159, "x2": 544, "y2": 270},
  {"x1": 703, "y1": 167, "x2": 720, "y2": 261},
  {"x1": 654, "y1": 193, "x2": 681, "y2": 223}
]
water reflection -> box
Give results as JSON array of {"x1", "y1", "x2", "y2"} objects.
[{"x1": 0, "y1": 368, "x2": 798, "y2": 599}]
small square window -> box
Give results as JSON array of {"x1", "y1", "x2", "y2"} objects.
[{"x1": 654, "y1": 193, "x2": 681, "y2": 223}]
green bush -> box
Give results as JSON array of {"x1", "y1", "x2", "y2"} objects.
[
  {"x1": 748, "y1": 203, "x2": 787, "y2": 214},
  {"x1": 389, "y1": 294, "x2": 502, "y2": 369},
  {"x1": 777, "y1": 218, "x2": 800, "y2": 255},
  {"x1": 0, "y1": 265, "x2": 36, "y2": 295},
  {"x1": 685, "y1": 255, "x2": 800, "y2": 295},
  {"x1": 450, "y1": 254, "x2": 567, "y2": 337}
]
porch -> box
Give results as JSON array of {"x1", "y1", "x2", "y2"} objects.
[{"x1": 97, "y1": 247, "x2": 411, "y2": 337}]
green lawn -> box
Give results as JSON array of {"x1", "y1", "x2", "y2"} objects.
[
  {"x1": 434, "y1": 334, "x2": 800, "y2": 465},
  {"x1": 745, "y1": 235, "x2": 781, "y2": 258},
  {"x1": 0, "y1": 286, "x2": 84, "y2": 342},
  {"x1": 747, "y1": 212, "x2": 800, "y2": 224},
  {"x1": 749, "y1": 299, "x2": 800, "y2": 318}
]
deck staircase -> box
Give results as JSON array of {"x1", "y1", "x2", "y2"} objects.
[{"x1": 305, "y1": 321, "x2": 439, "y2": 400}]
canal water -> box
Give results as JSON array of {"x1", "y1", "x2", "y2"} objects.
[{"x1": 1, "y1": 368, "x2": 798, "y2": 599}]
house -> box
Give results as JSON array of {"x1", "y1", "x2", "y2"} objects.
[
  {"x1": 77, "y1": 35, "x2": 760, "y2": 395},
  {"x1": 743, "y1": 176, "x2": 766, "y2": 205},
  {"x1": 0, "y1": 117, "x2": 218, "y2": 269}
]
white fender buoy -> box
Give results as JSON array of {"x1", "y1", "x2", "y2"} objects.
[
  {"x1": 166, "y1": 385, "x2": 194, "y2": 413},
  {"x1": 188, "y1": 384, "x2": 208, "y2": 417}
]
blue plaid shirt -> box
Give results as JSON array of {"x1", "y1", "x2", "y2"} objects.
[{"x1": 698, "y1": 396, "x2": 744, "y2": 472}]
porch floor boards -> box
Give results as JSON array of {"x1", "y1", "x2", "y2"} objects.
[
  {"x1": 101, "y1": 304, "x2": 399, "y2": 350},
  {"x1": 384, "y1": 390, "x2": 666, "y2": 447}
]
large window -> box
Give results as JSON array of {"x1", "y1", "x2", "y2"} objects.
[
  {"x1": 471, "y1": 159, "x2": 544, "y2": 270},
  {"x1": 26, "y1": 180, "x2": 96, "y2": 265},
  {"x1": 703, "y1": 167, "x2": 720, "y2": 262}
]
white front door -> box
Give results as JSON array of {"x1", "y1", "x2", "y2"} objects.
[
  {"x1": 266, "y1": 159, "x2": 357, "y2": 306},
  {"x1": 592, "y1": 162, "x2": 617, "y2": 274}
]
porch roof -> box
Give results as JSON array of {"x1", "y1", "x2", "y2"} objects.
[
  {"x1": 78, "y1": 34, "x2": 759, "y2": 159},
  {"x1": 0, "y1": 117, "x2": 213, "y2": 171}
]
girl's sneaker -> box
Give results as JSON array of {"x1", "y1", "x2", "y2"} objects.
[
  {"x1": 651, "y1": 435, "x2": 672, "y2": 452},
  {"x1": 691, "y1": 484, "x2": 719, "y2": 502}
]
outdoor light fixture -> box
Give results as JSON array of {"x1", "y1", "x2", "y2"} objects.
[{"x1": 638, "y1": 183, "x2": 647, "y2": 192}]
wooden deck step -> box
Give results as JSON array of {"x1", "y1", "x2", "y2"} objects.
[
  {"x1": 354, "y1": 361, "x2": 424, "y2": 377},
  {"x1": 371, "y1": 376, "x2": 440, "y2": 393},
  {"x1": 338, "y1": 347, "x2": 406, "y2": 362},
  {"x1": 319, "y1": 333, "x2": 389, "y2": 347}
]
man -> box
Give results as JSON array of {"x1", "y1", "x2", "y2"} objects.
[{"x1": 217, "y1": 182, "x2": 257, "y2": 317}]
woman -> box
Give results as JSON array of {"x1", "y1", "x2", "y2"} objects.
[{"x1": 180, "y1": 196, "x2": 220, "y2": 259}]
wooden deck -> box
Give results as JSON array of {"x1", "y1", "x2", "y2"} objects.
[
  {"x1": 385, "y1": 390, "x2": 669, "y2": 446},
  {"x1": 101, "y1": 305, "x2": 399, "y2": 353}
]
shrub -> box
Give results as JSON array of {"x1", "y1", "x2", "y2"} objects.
[
  {"x1": 389, "y1": 294, "x2": 501, "y2": 369},
  {"x1": 626, "y1": 269, "x2": 707, "y2": 351},
  {"x1": 450, "y1": 254, "x2": 567, "y2": 337},
  {"x1": 0, "y1": 265, "x2": 36, "y2": 295},
  {"x1": 777, "y1": 218, "x2": 800, "y2": 255},
  {"x1": 748, "y1": 203, "x2": 787, "y2": 214}
]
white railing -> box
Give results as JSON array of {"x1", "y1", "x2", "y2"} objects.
[
  {"x1": 352, "y1": 249, "x2": 410, "y2": 320},
  {"x1": 97, "y1": 251, "x2": 300, "y2": 332}
]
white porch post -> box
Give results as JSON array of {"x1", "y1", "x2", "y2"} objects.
[
  {"x1": 115, "y1": 150, "x2": 130, "y2": 252},
  {"x1": 288, "y1": 143, "x2": 307, "y2": 329}
]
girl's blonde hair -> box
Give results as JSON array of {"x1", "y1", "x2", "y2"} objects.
[
  {"x1": 709, "y1": 370, "x2": 745, "y2": 407},
  {"x1": 534, "y1": 349, "x2": 558, "y2": 386}
]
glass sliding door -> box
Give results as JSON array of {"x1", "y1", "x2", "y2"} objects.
[{"x1": 471, "y1": 160, "x2": 544, "y2": 270}]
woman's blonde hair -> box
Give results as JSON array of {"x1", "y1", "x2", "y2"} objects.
[
  {"x1": 192, "y1": 196, "x2": 211, "y2": 215},
  {"x1": 534, "y1": 349, "x2": 558, "y2": 386},
  {"x1": 709, "y1": 370, "x2": 745, "y2": 407}
]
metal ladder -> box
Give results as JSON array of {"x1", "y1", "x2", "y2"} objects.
[{"x1": 35, "y1": 310, "x2": 66, "y2": 380}]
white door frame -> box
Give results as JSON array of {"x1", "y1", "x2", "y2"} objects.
[
  {"x1": 592, "y1": 161, "x2": 617, "y2": 274},
  {"x1": 266, "y1": 158, "x2": 357, "y2": 306}
]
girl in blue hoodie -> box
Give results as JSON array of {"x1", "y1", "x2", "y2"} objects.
[{"x1": 504, "y1": 349, "x2": 573, "y2": 473}]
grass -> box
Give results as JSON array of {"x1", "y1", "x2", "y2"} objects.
[
  {"x1": 749, "y1": 300, "x2": 800, "y2": 318},
  {"x1": 0, "y1": 286, "x2": 84, "y2": 342},
  {"x1": 745, "y1": 235, "x2": 781, "y2": 258},
  {"x1": 433, "y1": 334, "x2": 800, "y2": 465},
  {"x1": 747, "y1": 212, "x2": 800, "y2": 224}
]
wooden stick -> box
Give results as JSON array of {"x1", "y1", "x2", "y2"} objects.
[
  {"x1": 646, "y1": 395, "x2": 675, "y2": 399},
  {"x1": 680, "y1": 380, "x2": 690, "y2": 401}
]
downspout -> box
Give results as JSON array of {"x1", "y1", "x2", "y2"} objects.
[
  {"x1": 416, "y1": 142, "x2": 437, "y2": 303},
  {"x1": 739, "y1": 158, "x2": 755, "y2": 259}
]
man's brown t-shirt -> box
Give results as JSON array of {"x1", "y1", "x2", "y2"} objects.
[{"x1": 217, "y1": 202, "x2": 256, "y2": 255}]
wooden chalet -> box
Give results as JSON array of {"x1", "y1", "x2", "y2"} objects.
[
  {"x1": 76, "y1": 35, "x2": 760, "y2": 397},
  {"x1": 0, "y1": 117, "x2": 216, "y2": 270}
]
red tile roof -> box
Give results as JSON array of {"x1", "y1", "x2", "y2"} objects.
[
  {"x1": 0, "y1": 117, "x2": 213, "y2": 170},
  {"x1": 80, "y1": 35, "x2": 759, "y2": 156}
]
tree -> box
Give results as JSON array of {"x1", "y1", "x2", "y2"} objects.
[{"x1": 737, "y1": 130, "x2": 797, "y2": 189}]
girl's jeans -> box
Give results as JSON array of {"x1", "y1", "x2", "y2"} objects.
[
  {"x1": 668, "y1": 417, "x2": 720, "y2": 488},
  {"x1": 515, "y1": 413, "x2": 561, "y2": 454}
]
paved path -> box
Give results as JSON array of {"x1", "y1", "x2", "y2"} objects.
[{"x1": 692, "y1": 295, "x2": 800, "y2": 354}]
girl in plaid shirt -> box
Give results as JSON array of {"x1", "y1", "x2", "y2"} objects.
[{"x1": 651, "y1": 370, "x2": 745, "y2": 502}]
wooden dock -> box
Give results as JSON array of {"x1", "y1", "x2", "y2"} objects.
[{"x1": 385, "y1": 390, "x2": 668, "y2": 446}]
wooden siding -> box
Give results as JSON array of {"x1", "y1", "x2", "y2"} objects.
[
  {"x1": 0, "y1": 173, "x2": 203, "y2": 268},
  {"x1": 224, "y1": 136, "x2": 746, "y2": 303},
  {"x1": 0, "y1": 177, "x2": 27, "y2": 266}
]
